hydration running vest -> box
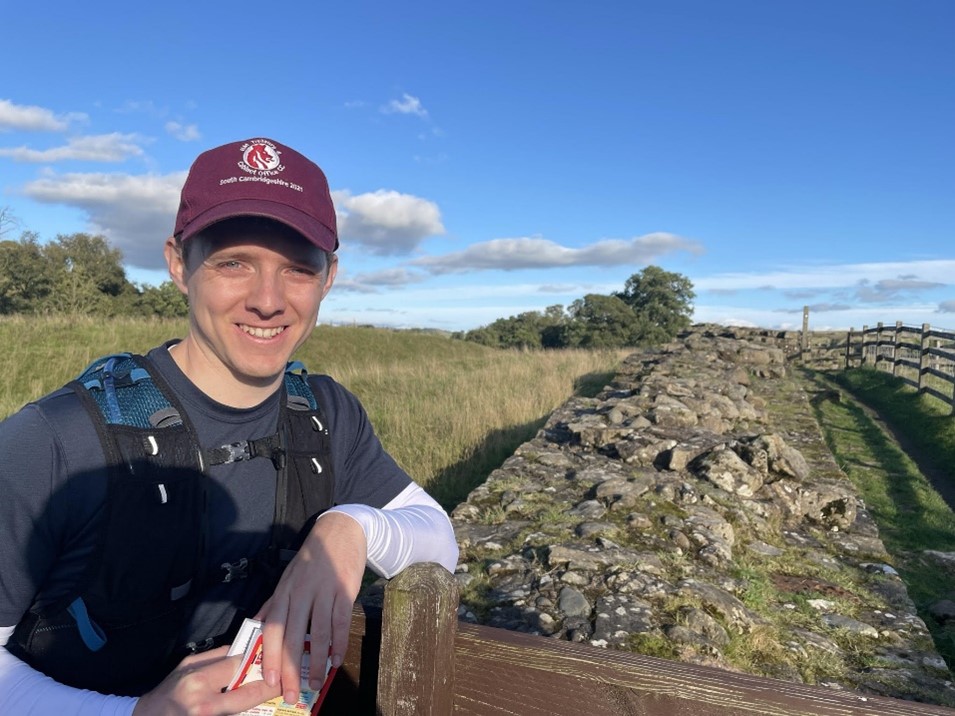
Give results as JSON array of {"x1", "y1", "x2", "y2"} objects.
[{"x1": 8, "y1": 353, "x2": 335, "y2": 696}]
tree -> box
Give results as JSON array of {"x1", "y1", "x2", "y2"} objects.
[
  {"x1": 0, "y1": 233, "x2": 54, "y2": 313},
  {"x1": 614, "y1": 266, "x2": 694, "y2": 344},
  {"x1": 136, "y1": 281, "x2": 189, "y2": 318},
  {"x1": 565, "y1": 294, "x2": 642, "y2": 348},
  {"x1": 44, "y1": 233, "x2": 131, "y2": 298},
  {"x1": 0, "y1": 207, "x2": 19, "y2": 239}
]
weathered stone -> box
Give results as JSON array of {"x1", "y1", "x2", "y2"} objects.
[
  {"x1": 924, "y1": 550, "x2": 955, "y2": 569},
  {"x1": 677, "y1": 580, "x2": 762, "y2": 632},
  {"x1": 446, "y1": 326, "x2": 954, "y2": 705},
  {"x1": 575, "y1": 521, "x2": 616, "y2": 539},
  {"x1": 681, "y1": 607, "x2": 730, "y2": 646},
  {"x1": 568, "y1": 499, "x2": 607, "y2": 519},
  {"x1": 822, "y1": 613, "x2": 879, "y2": 638},
  {"x1": 593, "y1": 595, "x2": 656, "y2": 646},
  {"x1": 558, "y1": 586, "x2": 591, "y2": 618},
  {"x1": 691, "y1": 445, "x2": 765, "y2": 497},
  {"x1": 734, "y1": 433, "x2": 810, "y2": 481},
  {"x1": 746, "y1": 539, "x2": 785, "y2": 557}
]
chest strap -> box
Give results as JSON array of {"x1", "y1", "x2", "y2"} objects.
[{"x1": 204, "y1": 434, "x2": 286, "y2": 470}]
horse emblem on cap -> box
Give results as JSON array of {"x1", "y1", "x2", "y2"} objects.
[{"x1": 242, "y1": 142, "x2": 281, "y2": 172}]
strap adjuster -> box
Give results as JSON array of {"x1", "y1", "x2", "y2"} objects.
[
  {"x1": 221, "y1": 557, "x2": 249, "y2": 583},
  {"x1": 185, "y1": 637, "x2": 215, "y2": 654}
]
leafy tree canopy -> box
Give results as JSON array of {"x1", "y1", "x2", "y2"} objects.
[
  {"x1": 458, "y1": 266, "x2": 695, "y2": 350},
  {"x1": 0, "y1": 218, "x2": 187, "y2": 319}
]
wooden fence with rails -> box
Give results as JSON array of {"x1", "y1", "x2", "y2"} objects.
[
  {"x1": 839, "y1": 321, "x2": 955, "y2": 415},
  {"x1": 321, "y1": 562, "x2": 954, "y2": 715}
]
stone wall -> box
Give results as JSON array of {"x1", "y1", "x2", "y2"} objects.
[{"x1": 450, "y1": 326, "x2": 955, "y2": 705}]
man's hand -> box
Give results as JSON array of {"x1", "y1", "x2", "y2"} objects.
[
  {"x1": 132, "y1": 646, "x2": 280, "y2": 716},
  {"x1": 256, "y1": 511, "x2": 367, "y2": 705}
]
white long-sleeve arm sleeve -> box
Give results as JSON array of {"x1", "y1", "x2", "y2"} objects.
[
  {"x1": 322, "y1": 482, "x2": 459, "y2": 578},
  {"x1": 0, "y1": 626, "x2": 138, "y2": 716}
]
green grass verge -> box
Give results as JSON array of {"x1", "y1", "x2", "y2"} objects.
[{"x1": 806, "y1": 366, "x2": 955, "y2": 667}]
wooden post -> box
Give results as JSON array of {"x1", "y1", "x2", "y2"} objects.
[
  {"x1": 876, "y1": 322, "x2": 884, "y2": 370},
  {"x1": 892, "y1": 321, "x2": 902, "y2": 376},
  {"x1": 918, "y1": 324, "x2": 930, "y2": 393},
  {"x1": 861, "y1": 325, "x2": 869, "y2": 366},
  {"x1": 845, "y1": 328, "x2": 853, "y2": 369},
  {"x1": 378, "y1": 562, "x2": 459, "y2": 715},
  {"x1": 801, "y1": 306, "x2": 810, "y2": 359}
]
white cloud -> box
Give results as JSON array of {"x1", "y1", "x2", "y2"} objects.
[
  {"x1": 22, "y1": 170, "x2": 186, "y2": 269},
  {"x1": 165, "y1": 121, "x2": 201, "y2": 141},
  {"x1": 0, "y1": 133, "x2": 145, "y2": 162},
  {"x1": 333, "y1": 189, "x2": 445, "y2": 255},
  {"x1": 381, "y1": 93, "x2": 429, "y2": 119},
  {"x1": 854, "y1": 277, "x2": 945, "y2": 303},
  {"x1": 412, "y1": 232, "x2": 703, "y2": 274},
  {"x1": 938, "y1": 301, "x2": 955, "y2": 314},
  {"x1": 334, "y1": 267, "x2": 430, "y2": 294},
  {"x1": 695, "y1": 260, "x2": 955, "y2": 292},
  {"x1": 0, "y1": 99, "x2": 86, "y2": 132}
]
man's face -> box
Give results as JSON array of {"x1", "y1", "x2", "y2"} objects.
[{"x1": 168, "y1": 219, "x2": 336, "y2": 390}]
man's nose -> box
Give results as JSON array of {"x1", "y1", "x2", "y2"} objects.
[{"x1": 247, "y1": 271, "x2": 286, "y2": 315}]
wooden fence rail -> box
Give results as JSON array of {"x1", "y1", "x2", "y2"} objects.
[
  {"x1": 843, "y1": 322, "x2": 955, "y2": 415},
  {"x1": 322, "y1": 563, "x2": 954, "y2": 715}
]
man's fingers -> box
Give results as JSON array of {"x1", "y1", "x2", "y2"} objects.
[
  {"x1": 280, "y1": 599, "x2": 312, "y2": 704},
  {"x1": 260, "y1": 599, "x2": 289, "y2": 688},
  {"x1": 214, "y1": 675, "x2": 282, "y2": 715},
  {"x1": 330, "y1": 596, "x2": 353, "y2": 669}
]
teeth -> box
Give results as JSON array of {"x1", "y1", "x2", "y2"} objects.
[{"x1": 241, "y1": 325, "x2": 285, "y2": 338}]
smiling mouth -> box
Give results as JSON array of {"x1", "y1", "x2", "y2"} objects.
[{"x1": 240, "y1": 325, "x2": 286, "y2": 339}]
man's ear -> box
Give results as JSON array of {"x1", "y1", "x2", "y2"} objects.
[
  {"x1": 320, "y1": 254, "x2": 338, "y2": 299},
  {"x1": 164, "y1": 237, "x2": 189, "y2": 295}
]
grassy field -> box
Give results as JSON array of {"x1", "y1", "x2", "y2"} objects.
[
  {"x1": 0, "y1": 315, "x2": 626, "y2": 508},
  {"x1": 806, "y1": 366, "x2": 955, "y2": 666}
]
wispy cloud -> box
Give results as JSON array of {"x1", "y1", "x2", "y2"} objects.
[
  {"x1": 21, "y1": 170, "x2": 186, "y2": 269},
  {"x1": 333, "y1": 267, "x2": 430, "y2": 293},
  {"x1": 333, "y1": 189, "x2": 445, "y2": 255},
  {"x1": 114, "y1": 99, "x2": 165, "y2": 117},
  {"x1": 0, "y1": 133, "x2": 145, "y2": 162},
  {"x1": 165, "y1": 121, "x2": 200, "y2": 141},
  {"x1": 695, "y1": 261, "x2": 955, "y2": 292},
  {"x1": 0, "y1": 99, "x2": 87, "y2": 132},
  {"x1": 412, "y1": 233, "x2": 703, "y2": 274},
  {"x1": 776, "y1": 302, "x2": 853, "y2": 313},
  {"x1": 938, "y1": 300, "x2": 955, "y2": 314},
  {"x1": 380, "y1": 93, "x2": 429, "y2": 119},
  {"x1": 854, "y1": 277, "x2": 946, "y2": 303}
]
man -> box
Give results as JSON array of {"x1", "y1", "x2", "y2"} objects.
[{"x1": 0, "y1": 138, "x2": 459, "y2": 714}]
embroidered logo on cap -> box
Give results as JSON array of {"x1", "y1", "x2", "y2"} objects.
[{"x1": 238, "y1": 139, "x2": 284, "y2": 177}]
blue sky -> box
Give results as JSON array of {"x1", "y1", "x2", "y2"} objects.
[{"x1": 1, "y1": 1, "x2": 952, "y2": 333}]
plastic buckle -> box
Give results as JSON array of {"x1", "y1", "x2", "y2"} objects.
[
  {"x1": 223, "y1": 442, "x2": 251, "y2": 463},
  {"x1": 185, "y1": 637, "x2": 215, "y2": 654},
  {"x1": 221, "y1": 557, "x2": 249, "y2": 583}
]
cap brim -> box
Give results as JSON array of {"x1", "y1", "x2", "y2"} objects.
[{"x1": 177, "y1": 199, "x2": 338, "y2": 252}]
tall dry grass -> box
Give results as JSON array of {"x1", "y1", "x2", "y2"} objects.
[{"x1": 0, "y1": 316, "x2": 626, "y2": 507}]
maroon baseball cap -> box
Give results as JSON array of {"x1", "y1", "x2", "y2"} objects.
[{"x1": 174, "y1": 137, "x2": 338, "y2": 251}]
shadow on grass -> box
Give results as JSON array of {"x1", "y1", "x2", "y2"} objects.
[
  {"x1": 429, "y1": 369, "x2": 616, "y2": 512},
  {"x1": 801, "y1": 366, "x2": 955, "y2": 669},
  {"x1": 827, "y1": 368, "x2": 955, "y2": 513}
]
